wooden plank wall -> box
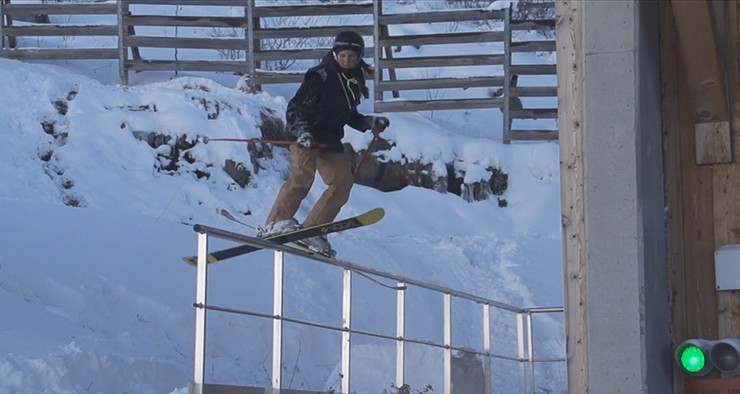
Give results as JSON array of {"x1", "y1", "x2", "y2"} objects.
[
  {"x1": 0, "y1": 2, "x2": 118, "y2": 60},
  {"x1": 713, "y1": 0, "x2": 740, "y2": 340},
  {"x1": 374, "y1": 3, "x2": 558, "y2": 143},
  {"x1": 119, "y1": 0, "x2": 375, "y2": 86},
  {"x1": 663, "y1": 1, "x2": 740, "y2": 392}
]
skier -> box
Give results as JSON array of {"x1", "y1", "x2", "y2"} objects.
[{"x1": 258, "y1": 31, "x2": 390, "y2": 256}]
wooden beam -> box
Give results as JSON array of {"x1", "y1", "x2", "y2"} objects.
[
  {"x1": 375, "y1": 76, "x2": 506, "y2": 91},
  {"x1": 660, "y1": 1, "x2": 688, "y2": 391},
  {"x1": 379, "y1": 9, "x2": 506, "y2": 25},
  {"x1": 0, "y1": 48, "x2": 118, "y2": 60},
  {"x1": 714, "y1": 163, "x2": 740, "y2": 338},
  {"x1": 555, "y1": 1, "x2": 587, "y2": 393},
  {"x1": 672, "y1": 0, "x2": 727, "y2": 122},
  {"x1": 714, "y1": 0, "x2": 740, "y2": 343},
  {"x1": 373, "y1": 97, "x2": 504, "y2": 112},
  {"x1": 3, "y1": 3, "x2": 117, "y2": 15},
  {"x1": 505, "y1": 130, "x2": 558, "y2": 141},
  {"x1": 671, "y1": 0, "x2": 732, "y2": 164},
  {"x1": 378, "y1": 54, "x2": 504, "y2": 69}
]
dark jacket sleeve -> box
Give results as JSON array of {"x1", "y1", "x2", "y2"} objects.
[
  {"x1": 285, "y1": 72, "x2": 323, "y2": 139},
  {"x1": 347, "y1": 110, "x2": 370, "y2": 133}
]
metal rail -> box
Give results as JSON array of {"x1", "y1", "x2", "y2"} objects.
[{"x1": 189, "y1": 223, "x2": 566, "y2": 394}]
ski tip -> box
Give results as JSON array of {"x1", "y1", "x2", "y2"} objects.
[
  {"x1": 182, "y1": 254, "x2": 218, "y2": 266},
  {"x1": 358, "y1": 207, "x2": 385, "y2": 225}
]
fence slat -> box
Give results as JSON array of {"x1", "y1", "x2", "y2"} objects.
[
  {"x1": 0, "y1": 48, "x2": 118, "y2": 60},
  {"x1": 374, "y1": 98, "x2": 505, "y2": 113},
  {"x1": 380, "y1": 31, "x2": 506, "y2": 47},
  {"x1": 3, "y1": 3, "x2": 117, "y2": 15},
  {"x1": 376, "y1": 76, "x2": 506, "y2": 91},
  {"x1": 254, "y1": 3, "x2": 373, "y2": 18},
  {"x1": 379, "y1": 53, "x2": 504, "y2": 69},
  {"x1": 510, "y1": 108, "x2": 558, "y2": 119},
  {"x1": 124, "y1": 15, "x2": 247, "y2": 28},
  {"x1": 506, "y1": 130, "x2": 559, "y2": 141},
  {"x1": 380, "y1": 9, "x2": 506, "y2": 25},
  {"x1": 125, "y1": 59, "x2": 248, "y2": 73},
  {"x1": 254, "y1": 46, "x2": 375, "y2": 62},
  {"x1": 511, "y1": 86, "x2": 558, "y2": 97},
  {"x1": 511, "y1": 19, "x2": 556, "y2": 31},
  {"x1": 124, "y1": 35, "x2": 247, "y2": 50},
  {"x1": 511, "y1": 40, "x2": 556, "y2": 52},
  {"x1": 510, "y1": 64, "x2": 557, "y2": 75},
  {"x1": 124, "y1": 0, "x2": 246, "y2": 6},
  {"x1": 251, "y1": 72, "x2": 307, "y2": 85},
  {"x1": 4, "y1": 25, "x2": 117, "y2": 37},
  {"x1": 254, "y1": 25, "x2": 372, "y2": 40}
]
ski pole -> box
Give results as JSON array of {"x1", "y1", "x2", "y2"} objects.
[
  {"x1": 203, "y1": 137, "x2": 290, "y2": 145},
  {"x1": 201, "y1": 136, "x2": 326, "y2": 149},
  {"x1": 354, "y1": 126, "x2": 387, "y2": 174}
]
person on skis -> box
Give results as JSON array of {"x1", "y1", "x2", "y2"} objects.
[{"x1": 258, "y1": 31, "x2": 390, "y2": 256}]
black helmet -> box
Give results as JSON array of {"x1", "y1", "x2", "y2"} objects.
[{"x1": 332, "y1": 31, "x2": 364, "y2": 56}]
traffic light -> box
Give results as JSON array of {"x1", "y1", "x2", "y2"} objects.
[{"x1": 675, "y1": 338, "x2": 740, "y2": 376}]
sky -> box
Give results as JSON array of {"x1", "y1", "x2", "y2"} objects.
[{"x1": 0, "y1": 2, "x2": 564, "y2": 393}]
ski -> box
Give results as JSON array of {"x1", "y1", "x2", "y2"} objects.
[{"x1": 183, "y1": 207, "x2": 384, "y2": 265}]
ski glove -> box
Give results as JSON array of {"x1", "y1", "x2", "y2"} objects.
[
  {"x1": 296, "y1": 132, "x2": 314, "y2": 148},
  {"x1": 368, "y1": 116, "x2": 390, "y2": 133}
]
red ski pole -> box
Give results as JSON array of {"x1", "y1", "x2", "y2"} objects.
[
  {"x1": 202, "y1": 136, "x2": 326, "y2": 149},
  {"x1": 354, "y1": 126, "x2": 387, "y2": 174}
]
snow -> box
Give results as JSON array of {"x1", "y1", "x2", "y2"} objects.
[{"x1": 0, "y1": 3, "x2": 563, "y2": 394}]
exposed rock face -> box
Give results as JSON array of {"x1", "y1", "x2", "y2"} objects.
[
  {"x1": 350, "y1": 140, "x2": 508, "y2": 203},
  {"x1": 127, "y1": 100, "x2": 507, "y2": 204}
]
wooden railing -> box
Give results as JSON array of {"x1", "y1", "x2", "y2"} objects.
[
  {"x1": 0, "y1": 0, "x2": 118, "y2": 60},
  {"x1": 506, "y1": 13, "x2": 557, "y2": 142},
  {"x1": 373, "y1": 4, "x2": 557, "y2": 142},
  {"x1": 0, "y1": 0, "x2": 557, "y2": 142},
  {"x1": 120, "y1": 0, "x2": 376, "y2": 87}
]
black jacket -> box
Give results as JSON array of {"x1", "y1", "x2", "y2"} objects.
[{"x1": 285, "y1": 54, "x2": 371, "y2": 153}]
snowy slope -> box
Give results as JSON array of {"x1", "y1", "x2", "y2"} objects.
[
  {"x1": 0, "y1": 2, "x2": 564, "y2": 392},
  {"x1": 0, "y1": 55, "x2": 563, "y2": 393}
]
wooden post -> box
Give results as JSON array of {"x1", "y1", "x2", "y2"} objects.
[
  {"x1": 117, "y1": 0, "x2": 127, "y2": 85},
  {"x1": 373, "y1": 0, "x2": 380, "y2": 113},
  {"x1": 246, "y1": 0, "x2": 258, "y2": 92},
  {"x1": 0, "y1": 0, "x2": 5, "y2": 50},
  {"x1": 555, "y1": 0, "x2": 587, "y2": 392},
  {"x1": 503, "y1": 5, "x2": 512, "y2": 143},
  {"x1": 377, "y1": 0, "x2": 398, "y2": 100},
  {"x1": 2, "y1": 0, "x2": 16, "y2": 49}
]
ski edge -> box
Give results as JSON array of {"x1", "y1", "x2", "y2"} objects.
[{"x1": 181, "y1": 207, "x2": 384, "y2": 265}]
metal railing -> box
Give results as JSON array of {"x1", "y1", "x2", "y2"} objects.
[{"x1": 189, "y1": 224, "x2": 565, "y2": 394}]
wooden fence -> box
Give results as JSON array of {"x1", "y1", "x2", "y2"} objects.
[{"x1": 0, "y1": 0, "x2": 557, "y2": 142}]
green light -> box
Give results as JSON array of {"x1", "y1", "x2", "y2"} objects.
[{"x1": 680, "y1": 345, "x2": 707, "y2": 373}]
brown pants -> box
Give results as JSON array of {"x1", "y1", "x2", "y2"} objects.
[{"x1": 265, "y1": 144, "x2": 354, "y2": 228}]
